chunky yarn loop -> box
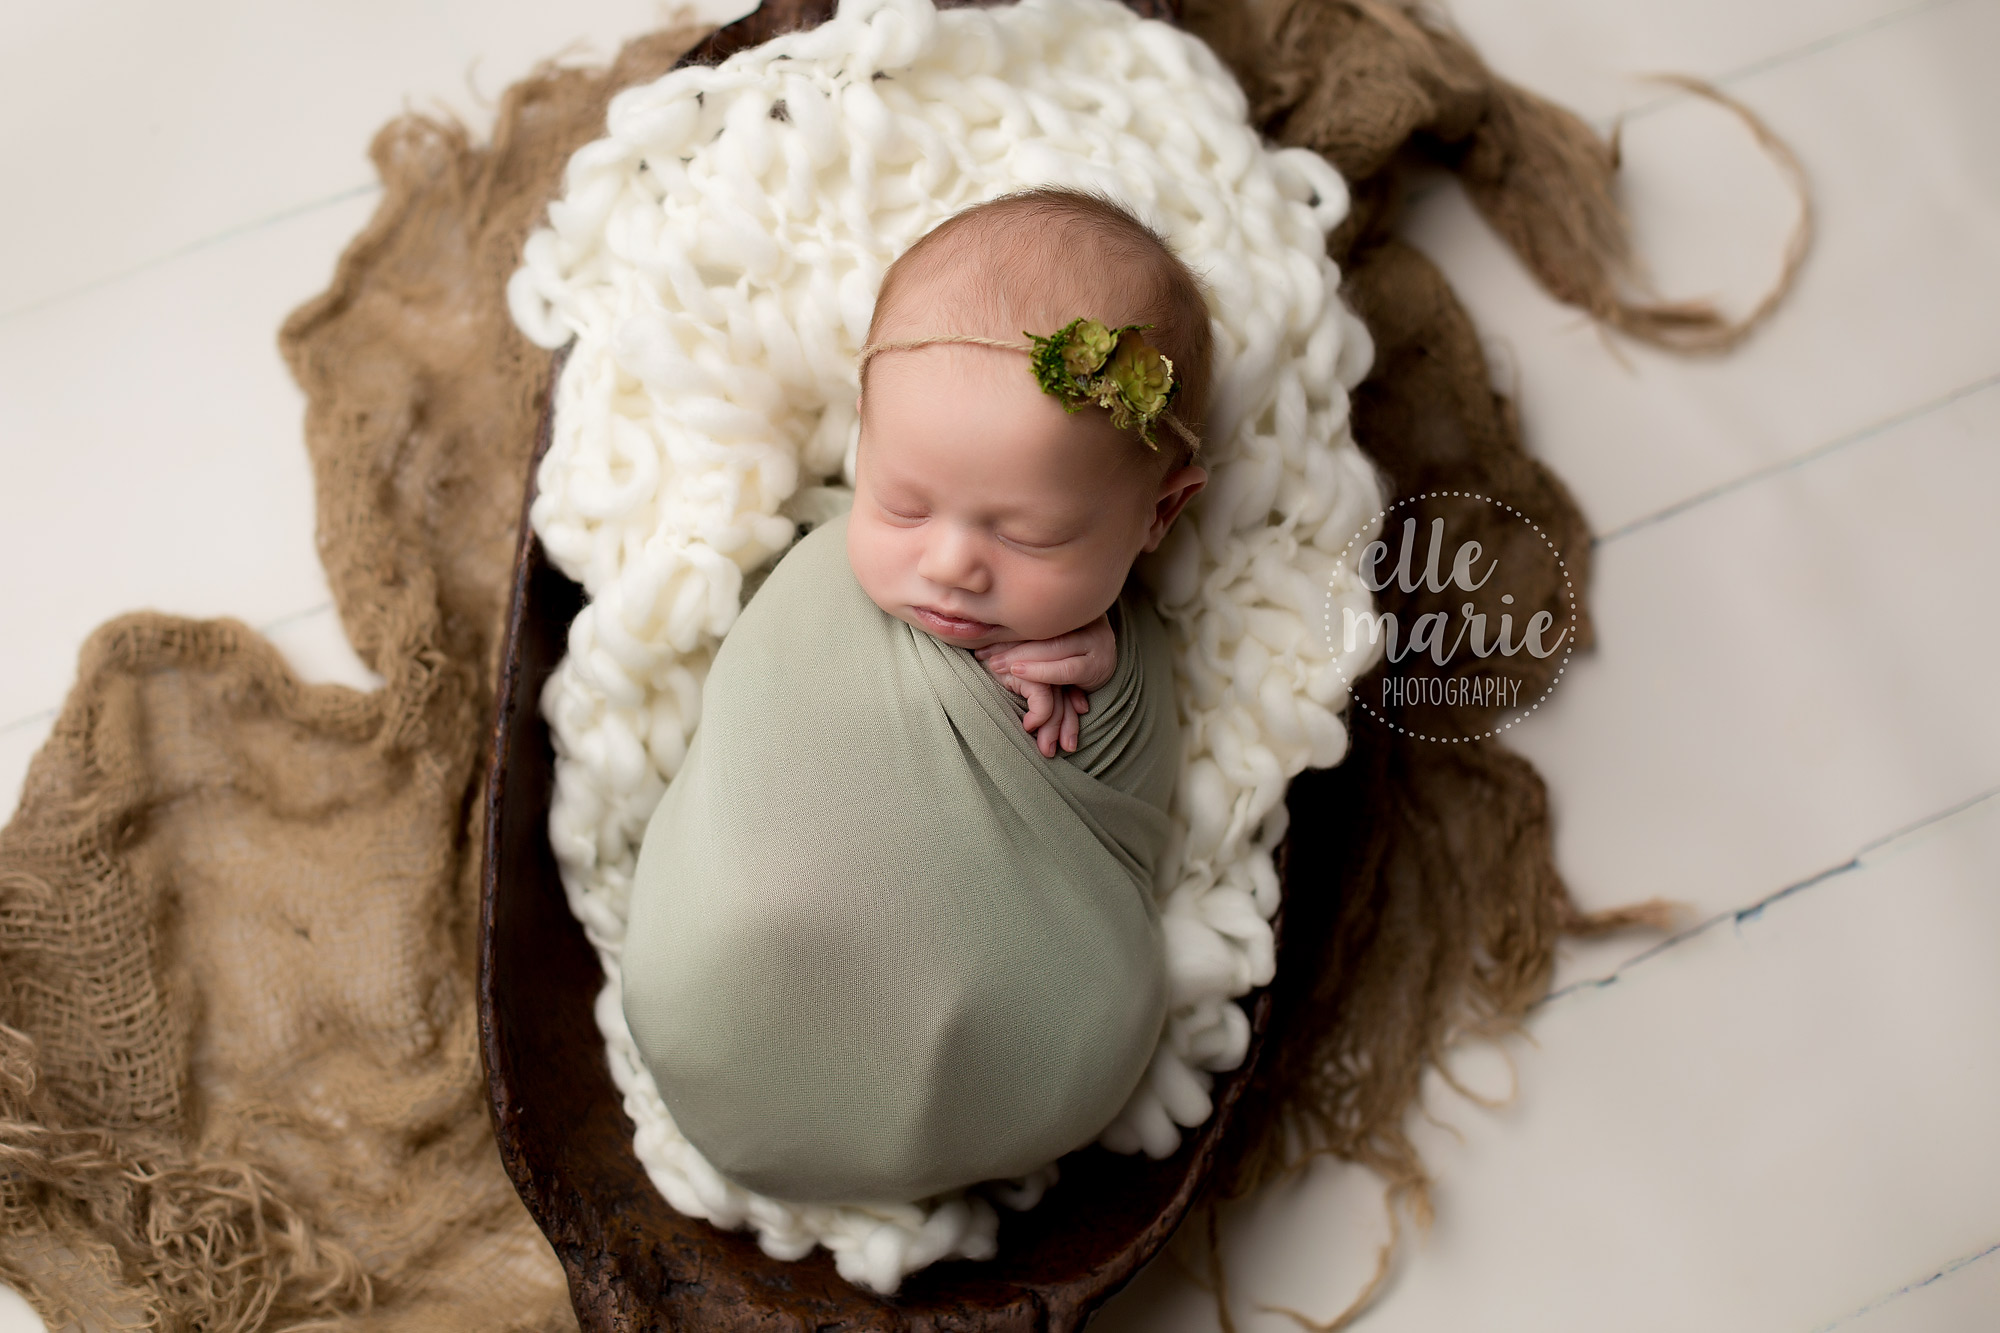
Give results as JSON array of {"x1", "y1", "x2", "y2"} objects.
[{"x1": 509, "y1": 0, "x2": 1384, "y2": 1294}]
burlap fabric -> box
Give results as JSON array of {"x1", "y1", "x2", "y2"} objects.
[{"x1": 0, "y1": 1, "x2": 1802, "y2": 1329}]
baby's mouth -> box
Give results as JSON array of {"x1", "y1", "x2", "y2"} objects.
[{"x1": 910, "y1": 605, "x2": 999, "y2": 640}]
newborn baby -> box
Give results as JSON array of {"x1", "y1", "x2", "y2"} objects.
[
  {"x1": 850, "y1": 190, "x2": 1210, "y2": 759},
  {"x1": 622, "y1": 188, "x2": 1213, "y2": 1207}
]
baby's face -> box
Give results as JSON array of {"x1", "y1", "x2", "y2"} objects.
[{"x1": 848, "y1": 345, "x2": 1201, "y2": 650}]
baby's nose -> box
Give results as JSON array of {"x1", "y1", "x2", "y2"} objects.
[{"x1": 917, "y1": 527, "x2": 990, "y2": 593}]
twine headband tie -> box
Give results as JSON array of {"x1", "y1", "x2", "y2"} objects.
[{"x1": 859, "y1": 318, "x2": 1200, "y2": 454}]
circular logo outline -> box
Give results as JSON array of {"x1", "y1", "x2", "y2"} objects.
[{"x1": 1322, "y1": 490, "x2": 1577, "y2": 744}]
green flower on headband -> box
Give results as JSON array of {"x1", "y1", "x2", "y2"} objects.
[
  {"x1": 1103, "y1": 333, "x2": 1173, "y2": 430},
  {"x1": 1061, "y1": 318, "x2": 1118, "y2": 379},
  {"x1": 1026, "y1": 317, "x2": 1179, "y2": 449}
]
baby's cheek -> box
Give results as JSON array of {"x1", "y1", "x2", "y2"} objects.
[
  {"x1": 1022, "y1": 563, "x2": 1112, "y2": 639},
  {"x1": 845, "y1": 520, "x2": 902, "y2": 615}
]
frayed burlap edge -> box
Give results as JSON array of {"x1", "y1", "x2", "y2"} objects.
[{"x1": 0, "y1": 29, "x2": 704, "y2": 1333}]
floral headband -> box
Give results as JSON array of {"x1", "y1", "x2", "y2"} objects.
[{"x1": 859, "y1": 318, "x2": 1200, "y2": 454}]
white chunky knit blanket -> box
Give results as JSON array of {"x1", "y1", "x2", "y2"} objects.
[{"x1": 508, "y1": 0, "x2": 1385, "y2": 1294}]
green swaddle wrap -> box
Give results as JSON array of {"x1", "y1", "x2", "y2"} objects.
[{"x1": 622, "y1": 511, "x2": 1178, "y2": 1205}]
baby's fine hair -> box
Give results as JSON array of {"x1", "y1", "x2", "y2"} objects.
[{"x1": 868, "y1": 187, "x2": 1214, "y2": 467}]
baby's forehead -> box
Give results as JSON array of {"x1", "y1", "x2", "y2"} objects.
[
  {"x1": 873, "y1": 217, "x2": 1159, "y2": 340},
  {"x1": 862, "y1": 346, "x2": 1166, "y2": 496}
]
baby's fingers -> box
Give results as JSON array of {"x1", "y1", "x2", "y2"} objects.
[
  {"x1": 1005, "y1": 656, "x2": 1094, "y2": 686},
  {"x1": 1020, "y1": 681, "x2": 1057, "y2": 731},
  {"x1": 1058, "y1": 698, "x2": 1081, "y2": 753}
]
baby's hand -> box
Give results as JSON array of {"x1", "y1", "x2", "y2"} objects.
[{"x1": 975, "y1": 615, "x2": 1117, "y2": 758}]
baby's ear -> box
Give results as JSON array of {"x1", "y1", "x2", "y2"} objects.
[{"x1": 1143, "y1": 464, "x2": 1207, "y2": 552}]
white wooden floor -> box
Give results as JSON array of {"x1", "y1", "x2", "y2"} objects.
[{"x1": 3, "y1": 0, "x2": 1995, "y2": 1329}]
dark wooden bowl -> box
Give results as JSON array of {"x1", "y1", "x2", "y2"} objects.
[{"x1": 476, "y1": 3, "x2": 1292, "y2": 1328}]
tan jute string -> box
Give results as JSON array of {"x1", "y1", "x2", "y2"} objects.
[{"x1": 859, "y1": 334, "x2": 1206, "y2": 454}]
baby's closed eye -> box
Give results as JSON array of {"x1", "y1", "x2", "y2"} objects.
[
  {"x1": 875, "y1": 499, "x2": 928, "y2": 524},
  {"x1": 996, "y1": 525, "x2": 1078, "y2": 551}
]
